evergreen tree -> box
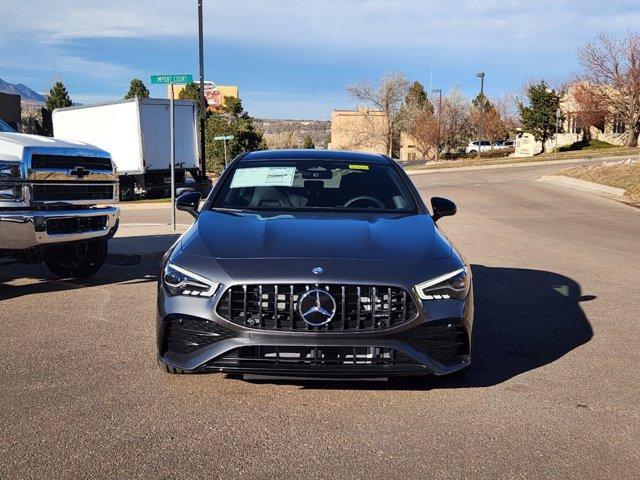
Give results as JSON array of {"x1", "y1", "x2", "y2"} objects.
[
  {"x1": 302, "y1": 135, "x2": 315, "y2": 149},
  {"x1": 518, "y1": 81, "x2": 563, "y2": 152},
  {"x1": 45, "y1": 81, "x2": 72, "y2": 111},
  {"x1": 204, "y1": 97, "x2": 264, "y2": 172},
  {"x1": 178, "y1": 82, "x2": 206, "y2": 118},
  {"x1": 124, "y1": 78, "x2": 150, "y2": 99},
  {"x1": 404, "y1": 81, "x2": 433, "y2": 113}
]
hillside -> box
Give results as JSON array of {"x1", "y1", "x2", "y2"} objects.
[
  {"x1": 0, "y1": 78, "x2": 45, "y2": 103},
  {"x1": 255, "y1": 118, "x2": 330, "y2": 148}
]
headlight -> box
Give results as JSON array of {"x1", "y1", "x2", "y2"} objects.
[
  {"x1": 163, "y1": 262, "x2": 219, "y2": 297},
  {"x1": 0, "y1": 183, "x2": 24, "y2": 201},
  {"x1": 0, "y1": 161, "x2": 21, "y2": 179},
  {"x1": 415, "y1": 267, "x2": 469, "y2": 300}
]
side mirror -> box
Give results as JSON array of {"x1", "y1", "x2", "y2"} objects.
[
  {"x1": 431, "y1": 197, "x2": 456, "y2": 222},
  {"x1": 176, "y1": 191, "x2": 202, "y2": 219}
]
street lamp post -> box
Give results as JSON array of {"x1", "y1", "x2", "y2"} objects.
[
  {"x1": 432, "y1": 88, "x2": 442, "y2": 162},
  {"x1": 476, "y1": 72, "x2": 485, "y2": 160},
  {"x1": 197, "y1": 0, "x2": 206, "y2": 179}
]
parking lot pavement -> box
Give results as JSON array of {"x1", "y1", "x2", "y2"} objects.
[{"x1": 1, "y1": 162, "x2": 639, "y2": 479}]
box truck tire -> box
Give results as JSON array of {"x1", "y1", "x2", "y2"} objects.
[
  {"x1": 44, "y1": 238, "x2": 109, "y2": 278},
  {"x1": 120, "y1": 177, "x2": 136, "y2": 201}
]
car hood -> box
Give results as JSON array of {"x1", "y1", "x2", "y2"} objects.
[{"x1": 179, "y1": 210, "x2": 451, "y2": 263}]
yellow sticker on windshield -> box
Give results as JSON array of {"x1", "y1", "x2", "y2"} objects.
[{"x1": 349, "y1": 164, "x2": 370, "y2": 170}]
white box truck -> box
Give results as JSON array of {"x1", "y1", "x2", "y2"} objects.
[{"x1": 52, "y1": 97, "x2": 209, "y2": 200}]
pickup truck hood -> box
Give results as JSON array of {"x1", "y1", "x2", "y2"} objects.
[{"x1": 0, "y1": 132, "x2": 104, "y2": 161}]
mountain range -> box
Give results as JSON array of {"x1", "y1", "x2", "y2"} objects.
[{"x1": 0, "y1": 78, "x2": 45, "y2": 103}]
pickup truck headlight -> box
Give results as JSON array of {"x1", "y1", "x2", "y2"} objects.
[
  {"x1": 0, "y1": 183, "x2": 24, "y2": 201},
  {"x1": 415, "y1": 267, "x2": 470, "y2": 300},
  {"x1": 163, "y1": 262, "x2": 219, "y2": 297},
  {"x1": 0, "y1": 161, "x2": 21, "y2": 180}
]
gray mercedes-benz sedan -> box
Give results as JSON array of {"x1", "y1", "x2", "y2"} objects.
[{"x1": 157, "y1": 149, "x2": 473, "y2": 378}]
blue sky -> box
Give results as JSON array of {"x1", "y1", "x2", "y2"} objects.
[{"x1": 1, "y1": 0, "x2": 639, "y2": 119}]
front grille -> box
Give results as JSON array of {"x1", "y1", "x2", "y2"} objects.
[
  {"x1": 30, "y1": 154, "x2": 112, "y2": 171},
  {"x1": 393, "y1": 320, "x2": 469, "y2": 363},
  {"x1": 46, "y1": 215, "x2": 108, "y2": 235},
  {"x1": 208, "y1": 346, "x2": 419, "y2": 368},
  {"x1": 217, "y1": 284, "x2": 418, "y2": 332},
  {"x1": 32, "y1": 184, "x2": 114, "y2": 202},
  {"x1": 162, "y1": 314, "x2": 236, "y2": 356}
]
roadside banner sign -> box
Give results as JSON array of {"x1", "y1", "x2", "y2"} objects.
[{"x1": 151, "y1": 74, "x2": 193, "y2": 84}]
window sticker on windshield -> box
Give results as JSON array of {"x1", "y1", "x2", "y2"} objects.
[
  {"x1": 230, "y1": 167, "x2": 296, "y2": 188},
  {"x1": 348, "y1": 164, "x2": 369, "y2": 170}
]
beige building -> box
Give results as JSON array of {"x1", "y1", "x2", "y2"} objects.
[
  {"x1": 560, "y1": 83, "x2": 629, "y2": 146},
  {"x1": 399, "y1": 131, "x2": 436, "y2": 162},
  {"x1": 330, "y1": 108, "x2": 389, "y2": 155}
]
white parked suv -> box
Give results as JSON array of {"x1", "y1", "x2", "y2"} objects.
[{"x1": 465, "y1": 141, "x2": 491, "y2": 154}]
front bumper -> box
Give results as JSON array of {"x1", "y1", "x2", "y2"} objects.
[
  {"x1": 157, "y1": 289, "x2": 474, "y2": 377},
  {"x1": 0, "y1": 207, "x2": 119, "y2": 250}
]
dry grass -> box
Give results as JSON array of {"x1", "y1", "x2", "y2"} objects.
[
  {"x1": 404, "y1": 146, "x2": 640, "y2": 171},
  {"x1": 558, "y1": 160, "x2": 640, "y2": 201}
]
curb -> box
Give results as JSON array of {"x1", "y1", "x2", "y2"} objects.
[{"x1": 537, "y1": 175, "x2": 626, "y2": 197}]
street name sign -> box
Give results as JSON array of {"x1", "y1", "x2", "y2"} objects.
[
  {"x1": 151, "y1": 74, "x2": 193, "y2": 84},
  {"x1": 214, "y1": 135, "x2": 235, "y2": 141}
]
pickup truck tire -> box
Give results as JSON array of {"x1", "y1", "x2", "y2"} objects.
[{"x1": 44, "y1": 238, "x2": 108, "y2": 279}]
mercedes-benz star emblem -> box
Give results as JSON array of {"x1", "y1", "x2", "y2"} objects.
[
  {"x1": 298, "y1": 289, "x2": 336, "y2": 327},
  {"x1": 312, "y1": 266, "x2": 324, "y2": 275}
]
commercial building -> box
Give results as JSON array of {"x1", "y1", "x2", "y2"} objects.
[{"x1": 330, "y1": 108, "x2": 388, "y2": 155}]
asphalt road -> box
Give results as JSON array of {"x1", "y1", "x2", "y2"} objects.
[{"x1": 1, "y1": 162, "x2": 639, "y2": 479}]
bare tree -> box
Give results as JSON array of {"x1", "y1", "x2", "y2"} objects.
[
  {"x1": 440, "y1": 88, "x2": 471, "y2": 155},
  {"x1": 577, "y1": 33, "x2": 640, "y2": 147},
  {"x1": 346, "y1": 72, "x2": 410, "y2": 156},
  {"x1": 469, "y1": 96, "x2": 509, "y2": 147}
]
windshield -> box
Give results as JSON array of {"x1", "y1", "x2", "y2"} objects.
[
  {"x1": 0, "y1": 119, "x2": 16, "y2": 133},
  {"x1": 211, "y1": 159, "x2": 417, "y2": 213}
]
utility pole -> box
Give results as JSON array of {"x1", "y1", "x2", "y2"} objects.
[
  {"x1": 476, "y1": 72, "x2": 485, "y2": 160},
  {"x1": 197, "y1": 0, "x2": 206, "y2": 179},
  {"x1": 555, "y1": 107, "x2": 561, "y2": 160},
  {"x1": 432, "y1": 88, "x2": 442, "y2": 162}
]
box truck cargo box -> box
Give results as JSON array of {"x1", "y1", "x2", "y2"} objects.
[{"x1": 53, "y1": 98, "x2": 209, "y2": 200}]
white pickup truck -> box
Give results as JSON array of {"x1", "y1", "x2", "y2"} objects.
[{"x1": 0, "y1": 119, "x2": 119, "y2": 278}]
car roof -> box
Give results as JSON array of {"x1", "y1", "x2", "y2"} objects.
[{"x1": 240, "y1": 149, "x2": 391, "y2": 164}]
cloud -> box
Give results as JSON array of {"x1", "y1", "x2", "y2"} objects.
[{"x1": 2, "y1": 0, "x2": 639, "y2": 117}]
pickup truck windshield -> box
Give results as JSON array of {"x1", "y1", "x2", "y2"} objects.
[
  {"x1": 0, "y1": 119, "x2": 16, "y2": 133},
  {"x1": 212, "y1": 159, "x2": 417, "y2": 213}
]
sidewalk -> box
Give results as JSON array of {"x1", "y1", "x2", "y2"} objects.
[{"x1": 107, "y1": 223, "x2": 189, "y2": 266}]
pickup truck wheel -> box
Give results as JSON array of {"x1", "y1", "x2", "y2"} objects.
[{"x1": 44, "y1": 238, "x2": 108, "y2": 279}]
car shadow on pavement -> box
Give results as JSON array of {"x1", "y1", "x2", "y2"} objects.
[
  {"x1": 0, "y1": 233, "x2": 180, "y2": 301},
  {"x1": 241, "y1": 264, "x2": 595, "y2": 390},
  {"x1": 0, "y1": 260, "x2": 161, "y2": 302}
]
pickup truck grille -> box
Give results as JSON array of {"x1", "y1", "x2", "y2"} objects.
[
  {"x1": 217, "y1": 284, "x2": 418, "y2": 332},
  {"x1": 30, "y1": 154, "x2": 113, "y2": 171},
  {"x1": 32, "y1": 184, "x2": 114, "y2": 202}
]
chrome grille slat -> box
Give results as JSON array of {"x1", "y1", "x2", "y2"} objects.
[{"x1": 218, "y1": 284, "x2": 418, "y2": 332}]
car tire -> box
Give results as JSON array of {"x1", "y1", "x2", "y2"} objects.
[{"x1": 44, "y1": 238, "x2": 108, "y2": 279}]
